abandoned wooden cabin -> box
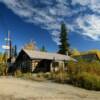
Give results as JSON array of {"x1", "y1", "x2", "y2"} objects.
[{"x1": 15, "y1": 49, "x2": 75, "y2": 73}]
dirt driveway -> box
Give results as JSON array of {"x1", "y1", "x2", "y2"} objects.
[{"x1": 0, "y1": 77, "x2": 100, "y2": 100}]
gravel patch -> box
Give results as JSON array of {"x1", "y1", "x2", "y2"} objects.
[{"x1": 0, "y1": 77, "x2": 100, "y2": 100}]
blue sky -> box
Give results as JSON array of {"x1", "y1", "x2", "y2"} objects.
[{"x1": 0, "y1": 0, "x2": 100, "y2": 53}]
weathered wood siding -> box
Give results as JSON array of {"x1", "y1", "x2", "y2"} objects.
[{"x1": 15, "y1": 50, "x2": 32, "y2": 73}]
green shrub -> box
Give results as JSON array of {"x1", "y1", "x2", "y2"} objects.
[
  {"x1": 77, "y1": 72, "x2": 100, "y2": 90},
  {"x1": 36, "y1": 72, "x2": 44, "y2": 78},
  {"x1": 0, "y1": 63, "x2": 7, "y2": 76},
  {"x1": 15, "y1": 70, "x2": 22, "y2": 77},
  {"x1": 43, "y1": 72, "x2": 51, "y2": 79},
  {"x1": 67, "y1": 61, "x2": 100, "y2": 90},
  {"x1": 67, "y1": 61, "x2": 100, "y2": 76},
  {"x1": 50, "y1": 69, "x2": 68, "y2": 83}
]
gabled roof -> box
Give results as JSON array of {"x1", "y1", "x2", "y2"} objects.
[{"x1": 22, "y1": 49, "x2": 75, "y2": 61}]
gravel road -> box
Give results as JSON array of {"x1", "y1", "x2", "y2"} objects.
[{"x1": 0, "y1": 77, "x2": 100, "y2": 100}]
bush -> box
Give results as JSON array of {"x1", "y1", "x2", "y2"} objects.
[
  {"x1": 21, "y1": 73, "x2": 33, "y2": 80},
  {"x1": 67, "y1": 61, "x2": 100, "y2": 90},
  {"x1": 76, "y1": 72, "x2": 100, "y2": 90},
  {"x1": 43, "y1": 72, "x2": 51, "y2": 79},
  {"x1": 15, "y1": 69, "x2": 22, "y2": 77},
  {"x1": 67, "y1": 60, "x2": 100, "y2": 76},
  {"x1": 0, "y1": 63, "x2": 8, "y2": 76},
  {"x1": 50, "y1": 68, "x2": 69, "y2": 83},
  {"x1": 35, "y1": 72, "x2": 51, "y2": 80}
]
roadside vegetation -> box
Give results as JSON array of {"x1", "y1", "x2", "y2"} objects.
[
  {"x1": 67, "y1": 60, "x2": 100, "y2": 91},
  {"x1": 0, "y1": 53, "x2": 8, "y2": 76}
]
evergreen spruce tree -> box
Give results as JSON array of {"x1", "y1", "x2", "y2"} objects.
[
  {"x1": 40, "y1": 46, "x2": 47, "y2": 52},
  {"x1": 58, "y1": 23, "x2": 70, "y2": 55}
]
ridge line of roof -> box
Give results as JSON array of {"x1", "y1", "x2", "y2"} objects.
[{"x1": 22, "y1": 48, "x2": 69, "y2": 57}]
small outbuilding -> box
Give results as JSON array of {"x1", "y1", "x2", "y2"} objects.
[{"x1": 15, "y1": 49, "x2": 75, "y2": 73}]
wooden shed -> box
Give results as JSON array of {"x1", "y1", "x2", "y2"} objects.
[{"x1": 15, "y1": 49, "x2": 75, "y2": 73}]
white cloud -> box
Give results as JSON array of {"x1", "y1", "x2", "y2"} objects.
[
  {"x1": 72, "y1": 0, "x2": 90, "y2": 6},
  {"x1": 0, "y1": 0, "x2": 100, "y2": 44},
  {"x1": 71, "y1": 0, "x2": 100, "y2": 41},
  {"x1": 0, "y1": 0, "x2": 69, "y2": 45},
  {"x1": 72, "y1": 0, "x2": 100, "y2": 13},
  {"x1": 76, "y1": 15, "x2": 100, "y2": 40}
]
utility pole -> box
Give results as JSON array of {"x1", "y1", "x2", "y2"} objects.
[
  {"x1": 8, "y1": 31, "x2": 12, "y2": 59},
  {"x1": 5, "y1": 30, "x2": 11, "y2": 58},
  {"x1": 2, "y1": 30, "x2": 11, "y2": 60}
]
